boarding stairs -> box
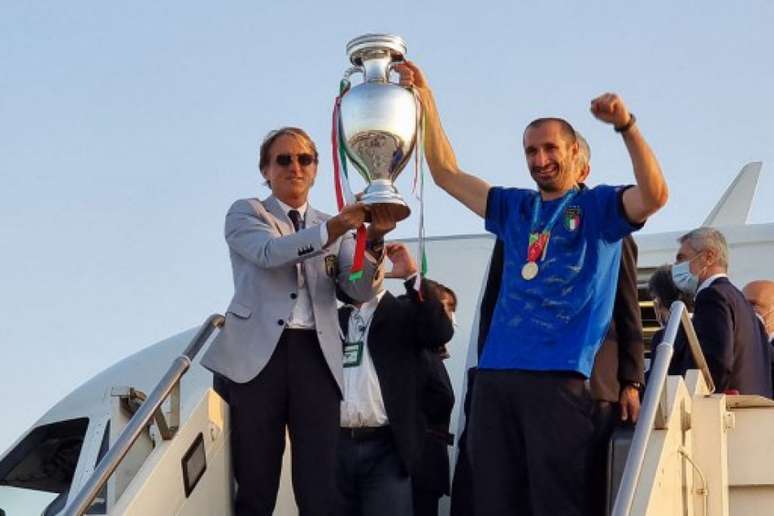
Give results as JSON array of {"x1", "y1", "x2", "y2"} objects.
[{"x1": 52, "y1": 305, "x2": 774, "y2": 515}]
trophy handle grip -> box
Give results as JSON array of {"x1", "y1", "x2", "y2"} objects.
[{"x1": 343, "y1": 66, "x2": 364, "y2": 82}]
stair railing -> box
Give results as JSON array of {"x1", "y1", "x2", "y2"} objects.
[
  {"x1": 64, "y1": 313, "x2": 224, "y2": 516},
  {"x1": 612, "y1": 301, "x2": 714, "y2": 516}
]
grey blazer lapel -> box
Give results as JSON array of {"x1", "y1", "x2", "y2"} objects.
[
  {"x1": 306, "y1": 205, "x2": 326, "y2": 233},
  {"x1": 264, "y1": 195, "x2": 294, "y2": 236}
]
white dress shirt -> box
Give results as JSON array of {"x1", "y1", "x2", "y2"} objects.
[
  {"x1": 340, "y1": 290, "x2": 389, "y2": 428},
  {"x1": 275, "y1": 199, "x2": 327, "y2": 329},
  {"x1": 696, "y1": 273, "x2": 728, "y2": 295}
]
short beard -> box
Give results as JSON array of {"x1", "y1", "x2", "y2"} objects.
[{"x1": 531, "y1": 157, "x2": 574, "y2": 193}]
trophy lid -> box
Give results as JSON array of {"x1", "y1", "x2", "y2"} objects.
[{"x1": 346, "y1": 33, "x2": 407, "y2": 65}]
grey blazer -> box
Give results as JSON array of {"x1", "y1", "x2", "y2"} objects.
[{"x1": 201, "y1": 196, "x2": 383, "y2": 392}]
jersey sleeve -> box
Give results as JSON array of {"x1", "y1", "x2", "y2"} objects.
[
  {"x1": 485, "y1": 187, "x2": 528, "y2": 238},
  {"x1": 593, "y1": 185, "x2": 645, "y2": 242}
]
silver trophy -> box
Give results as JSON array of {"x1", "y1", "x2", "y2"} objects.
[{"x1": 339, "y1": 33, "x2": 418, "y2": 222}]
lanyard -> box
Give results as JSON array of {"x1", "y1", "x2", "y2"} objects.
[
  {"x1": 526, "y1": 188, "x2": 578, "y2": 264},
  {"x1": 346, "y1": 309, "x2": 375, "y2": 344}
]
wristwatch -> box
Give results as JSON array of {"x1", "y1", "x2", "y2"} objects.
[
  {"x1": 625, "y1": 381, "x2": 643, "y2": 392},
  {"x1": 614, "y1": 113, "x2": 637, "y2": 133}
]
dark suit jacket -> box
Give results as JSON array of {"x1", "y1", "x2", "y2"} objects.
[
  {"x1": 692, "y1": 276, "x2": 772, "y2": 396},
  {"x1": 338, "y1": 280, "x2": 454, "y2": 475},
  {"x1": 590, "y1": 235, "x2": 645, "y2": 401},
  {"x1": 412, "y1": 350, "x2": 455, "y2": 495},
  {"x1": 648, "y1": 326, "x2": 692, "y2": 379},
  {"x1": 478, "y1": 235, "x2": 644, "y2": 400}
]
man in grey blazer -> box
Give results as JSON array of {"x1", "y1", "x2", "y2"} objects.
[{"x1": 202, "y1": 127, "x2": 392, "y2": 516}]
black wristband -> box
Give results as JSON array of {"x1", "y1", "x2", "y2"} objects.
[{"x1": 614, "y1": 113, "x2": 636, "y2": 133}]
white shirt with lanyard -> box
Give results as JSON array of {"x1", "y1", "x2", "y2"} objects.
[{"x1": 340, "y1": 290, "x2": 389, "y2": 428}]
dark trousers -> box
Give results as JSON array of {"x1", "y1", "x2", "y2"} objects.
[
  {"x1": 592, "y1": 400, "x2": 635, "y2": 516},
  {"x1": 450, "y1": 369, "x2": 476, "y2": 516},
  {"x1": 335, "y1": 428, "x2": 413, "y2": 516},
  {"x1": 412, "y1": 487, "x2": 441, "y2": 516},
  {"x1": 216, "y1": 329, "x2": 340, "y2": 516},
  {"x1": 468, "y1": 370, "x2": 595, "y2": 516},
  {"x1": 449, "y1": 427, "x2": 474, "y2": 516}
]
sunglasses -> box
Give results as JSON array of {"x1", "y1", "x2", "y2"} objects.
[{"x1": 275, "y1": 153, "x2": 316, "y2": 167}]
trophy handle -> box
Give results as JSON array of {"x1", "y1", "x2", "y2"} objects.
[{"x1": 343, "y1": 66, "x2": 364, "y2": 83}]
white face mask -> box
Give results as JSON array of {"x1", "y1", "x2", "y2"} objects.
[
  {"x1": 671, "y1": 259, "x2": 699, "y2": 296},
  {"x1": 672, "y1": 251, "x2": 705, "y2": 296}
]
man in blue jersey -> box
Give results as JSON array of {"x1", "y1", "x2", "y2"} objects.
[{"x1": 396, "y1": 62, "x2": 668, "y2": 515}]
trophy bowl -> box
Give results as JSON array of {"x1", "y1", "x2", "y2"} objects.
[{"x1": 339, "y1": 33, "x2": 418, "y2": 222}]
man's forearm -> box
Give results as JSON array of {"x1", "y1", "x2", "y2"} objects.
[
  {"x1": 622, "y1": 124, "x2": 668, "y2": 220},
  {"x1": 420, "y1": 88, "x2": 461, "y2": 187},
  {"x1": 418, "y1": 88, "x2": 490, "y2": 218}
]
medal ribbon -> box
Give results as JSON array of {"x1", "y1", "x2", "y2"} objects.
[{"x1": 526, "y1": 189, "x2": 578, "y2": 263}]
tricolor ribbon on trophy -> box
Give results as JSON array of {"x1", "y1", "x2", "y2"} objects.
[{"x1": 331, "y1": 34, "x2": 428, "y2": 285}]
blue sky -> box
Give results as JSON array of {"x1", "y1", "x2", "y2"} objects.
[{"x1": 1, "y1": 0, "x2": 773, "y2": 497}]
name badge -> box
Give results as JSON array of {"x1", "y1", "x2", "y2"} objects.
[
  {"x1": 325, "y1": 255, "x2": 339, "y2": 278},
  {"x1": 343, "y1": 340, "x2": 364, "y2": 368}
]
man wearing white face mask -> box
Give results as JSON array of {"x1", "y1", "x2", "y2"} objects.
[{"x1": 674, "y1": 227, "x2": 771, "y2": 396}]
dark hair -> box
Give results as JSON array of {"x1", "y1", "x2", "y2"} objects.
[
  {"x1": 439, "y1": 284, "x2": 457, "y2": 312},
  {"x1": 421, "y1": 279, "x2": 457, "y2": 312},
  {"x1": 648, "y1": 266, "x2": 694, "y2": 312},
  {"x1": 420, "y1": 278, "x2": 442, "y2": 298},
  {"x1": 258, "y1": 127, "x2": 319, "y2": 173},
  {"x1": 523, "y1": 117, "x2": 577, "y2": 146}
]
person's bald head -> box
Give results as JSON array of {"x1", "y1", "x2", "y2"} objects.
[{"x1": 743, "y1": 280, "x2": 774, "y2": 335}]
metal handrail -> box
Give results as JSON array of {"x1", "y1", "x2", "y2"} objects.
[
  {"x1": 680, "y1": 307, "x2": 716, "y2": 395},
  {"x1": 64, "y1": 314, "x2": 224, "y2": 516},
  {"x1": 611, "y1": 301, "x2": 714, "y2": 516}
]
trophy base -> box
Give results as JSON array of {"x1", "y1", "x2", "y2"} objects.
[
  {"x1": 361, "y1": 199, "x2": 411, "y2": 223},
  {"x1": 360, "y1": 180, "x2": 411, "y2": 222}
]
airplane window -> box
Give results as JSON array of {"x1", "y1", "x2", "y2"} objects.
[{"x1": 0, "y1": 418, "x2": 89, "y2": 515}]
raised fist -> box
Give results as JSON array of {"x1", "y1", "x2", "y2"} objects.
[{"x1": 590, "y1": 93, "x2": 631, "y2": 128}]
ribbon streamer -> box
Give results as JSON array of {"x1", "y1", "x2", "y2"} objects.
[
  {"x1": 412, "y1": 90, "x2": 428, "y2": 300},
  {"x1": 331, "y1": 79, "x2": 367, "y2": 281}
]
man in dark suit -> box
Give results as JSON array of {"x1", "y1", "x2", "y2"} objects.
[
  {"x1": 412, "y1": 282, "x2": 457, "y2": 516},
  {"x1": 673, "y1": 227, "x2": 771, "y2": 396},
  {"x1": 335, "y1": 243, "x2": 454, "y2": 516}
]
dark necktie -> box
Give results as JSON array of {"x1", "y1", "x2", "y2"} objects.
[{"x1": 288, "y1": 209, "x2": 303, "y2": 232}]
